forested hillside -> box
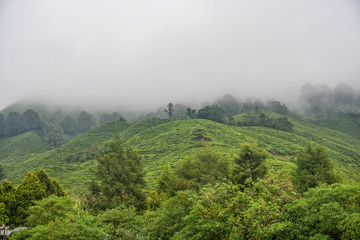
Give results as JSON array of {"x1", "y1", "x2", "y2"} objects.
[
  {"x1": 1, "y1": 83, "x2": 360, "y2": 239},
  {"x1": 1, "y1": 111, "x2": 360, "y2": 191}
]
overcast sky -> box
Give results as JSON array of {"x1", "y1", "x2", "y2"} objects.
[{"x1": 0, "y1": 0, "x2": 359, "y2": 111}]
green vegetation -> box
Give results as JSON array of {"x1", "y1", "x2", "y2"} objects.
[
  {"x1": 232, "y1": 141, "x2": 268, "y2": 185},
  {"x1": 0, "y1": 120, "x2": 131, "y2": 191},
  {"x1": 0, "y1": 169, "x2": 66, "y2": 227},
  {"x1": 89, "y1": 136, "x2": 147, "y2": 210},
  {"x1": 1, "y1": 128, "x2": 360, "y2": 239},
  {"x1": 294, "y1": 143, "x2": 337, "y2": 192},
  {"x1": 237, "y1": 111, "x2": 294, "y2": 132},
  {"x1": 1, "y1": 84, "x2": 360, "y2": 238},
  {"x1": 2, "y1": 111, "x2": 360, "y2": 192}
]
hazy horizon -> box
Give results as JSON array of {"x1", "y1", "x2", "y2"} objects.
[{"x1": 1, "y1": 0, "x2": 359, "y2": 111}]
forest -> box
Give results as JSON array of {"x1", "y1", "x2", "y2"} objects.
[{"x1": 0, "y1": 83, "x2": 360, "y2": 239}]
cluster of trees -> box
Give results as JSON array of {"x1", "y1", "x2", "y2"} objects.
[
  {"x1": 299, "y1": 82, "x2": 360, "y2": 115},
  {"x1": 4, "y1": 136, "x2": 358, "y2": 239},
  {"x1": 60, "y1": 111, "x2": 97, "y2": 135},
  {"x1": 0, "y1": 109, "x2": 67, "y2": 147},
  {"x1": 0, "y1": 169, "x2": 67, "y2": 227},
  {"x1": 237, "y1": 111, "x2": 294, "y2": 132},
  {"x1": 141, "y1": 94, "x2": 290, "y2": 123},
  {"x1": 60, "y1": 111, "x2": 125, "y2": 135},
  {"x1": 0, "y1": 110, "x2": 44, "y2": 138},
  {"x1": 214, "y1": 94, "x2": 289, "y2": 116}
]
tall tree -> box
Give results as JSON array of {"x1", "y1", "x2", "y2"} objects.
[
  {"x1": 165, "y1": 103, "x2": 174, "y2": 119},
  {"x1": 294, "y1": 143, "x2": 337, "y2": 192},
  {"x1": 232, "y1": 141, "x2": 268, "y2": 185},
  {"x1": 214, "y1": 94, "x2": 240, "y2": 116},
  {"x1": 91, "y1": 136, "x2": 147, "y2": 210}
]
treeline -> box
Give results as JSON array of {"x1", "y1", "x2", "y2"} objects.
[
  {"x1": 60, "y1": 111, "x2": 125, "y2": 135},
  {"x1": 237, "y1": 111, "x2": 294, "y2": 132},
  {"x1": 4, "y1": 137, "x2": 359, "y2": 239},
  {"x1": 142, "y1": 95, "x2": 289, "y2": 121},
  {"x1": 0, "y1": 110, "x2": 44, "y2": 138},
  {"x1": 140, "y1": 95, "x2": 292, "y2": 132},
  {"x1": 0, "y1": 109, "x2": 126, "y2": 148}
]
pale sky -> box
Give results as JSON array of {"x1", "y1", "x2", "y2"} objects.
[{"x1": 1, "y1": 0, "x2": 359, "y2": 111}]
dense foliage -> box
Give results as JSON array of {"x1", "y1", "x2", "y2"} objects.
[
  {"x1": 88, "y1": 135, "x2": 147, "y2": 210},
  {"x1": 0, "y1": 169, "x2": 67, "y2": 227},
  {"x1": 1, "y1": 136, "x2": 360, "y2": 239},
  {"x1": 0, "y1": 110, "x2": 43, "y2": 138},
  {"x1": 1, "y1": 89, "x2": 360, "y2": 239},
  {"x1": 237, "y1": 111, "x2": 294, "y2": 132}
]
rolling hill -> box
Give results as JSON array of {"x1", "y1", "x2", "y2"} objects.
[{"x1": 1, "y1": 112, "x2": 360, "y2": 192}]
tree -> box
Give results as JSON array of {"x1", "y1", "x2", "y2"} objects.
[
  {"x1": 176, "y1": 175, "x2": 297, "y2": 240},
  {"x1": 185, "y1": 108, "x2": 196, "y2": 119},
  {"x1": 268, "y1": 101, "x2": 289, "y2": 114},
  {"x1": 0, "y1": 180, "x2": 16, "y2": 226},
  {"x1": 0, "y1": 202, "x2": 8, "y2": 225},
  {"x1": 214, "y1": 94, "x2": 240, "y2": 116},
  {"x1": 99, "y1": 112, "x2": 123, "y2": 125},
  {"x1": 157, "y1": 162, "x2": 176, "y2": 196},
  {"x1": 294, "y1": 143, "x2": 337, "y2": 192},
  {"x1": 26, "y1": 195, "x2": 76, "y2": 227},
  {"x1": 272, "y1": 117, "x2": 294, "y2": 132},
  {"x1": 165, "y1": 146, "x2": 229, "y2": 193},
  {"x1": 298, "y1": 83, "x2": 332, "y2": 113},
  {"x1": 196, "y1": 105, "x2": 226, "y2": 123},
  {"x1": 36, "y1": 168, "x2": 67, "y2": 197},
  {"x1": 60, "y1": 116, "x2": 78, "y2": 135},
  {"x1": 172, "y1": 103, "x2": 189, "y2": 119},
  {"x1": 77, "y1": 111, "x2": 96, "y2": 133},
  {"x1": 3, "y1": 111, "x2": 26, "y2": 137},
  {"x1": 22, "y1": 109, "x2": 43, "y2": 131},
  {"x1": 165, "y1": 103, "x2": 174, "y2": 119},
  {"x1": 4, "y1": 169, "x2": 67, "y2": 226},
  {"x1": 333, "y1": 83, "x2": 356, "y2": 104},
  {"x1": 100, "y1": 204, "x2": 138, "y2": 238},
  {"x1": 232, "y1": 141, "x2": 268, "y2": 185},
  {"x1": 91, "y1": 136, "x2": 147, "y2": 210},
  {"x1": 11, "y1": 195, "x2": 107, "y2": 240},
  {"x1": 284, "y1": 183, "x2": 360, "y2": 239}
]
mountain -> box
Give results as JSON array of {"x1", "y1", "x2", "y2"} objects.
[{"x1": 1, "y1": 111, "x2": 360, "y2": 192}]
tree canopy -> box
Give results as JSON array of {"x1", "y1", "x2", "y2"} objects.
[
  {"x1": 90, "y1": 135, "x2": 147, "y2": 210},
  {"x1": 294, "y1": 143, "x2": 337, "y2": 192}
]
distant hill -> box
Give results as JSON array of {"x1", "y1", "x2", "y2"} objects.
[
  {"x1": 1, "y1": 113, "x2": 360, "y2": 192},
  {"x1": 0, "y1": 101, "x2": 132, "y2": 149}
]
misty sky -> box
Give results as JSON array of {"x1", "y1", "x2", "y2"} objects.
[{"x1": 0, "y1": 0, "x2": 359, "y2": 111}]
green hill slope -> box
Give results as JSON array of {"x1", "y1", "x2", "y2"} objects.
[
  {"x1": 2, "y1": 117, "x2": 360, "y2": 192},
  {"x1": 0, "y1": 131, "x2": 49, "y2": 162},
  {"x1": 0, "y1": 121, "x2": 131, "y2": 189}
]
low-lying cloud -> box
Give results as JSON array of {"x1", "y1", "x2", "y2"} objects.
[{"x1": 0, "y1": 0, "x2": 359, "y2": 111}]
